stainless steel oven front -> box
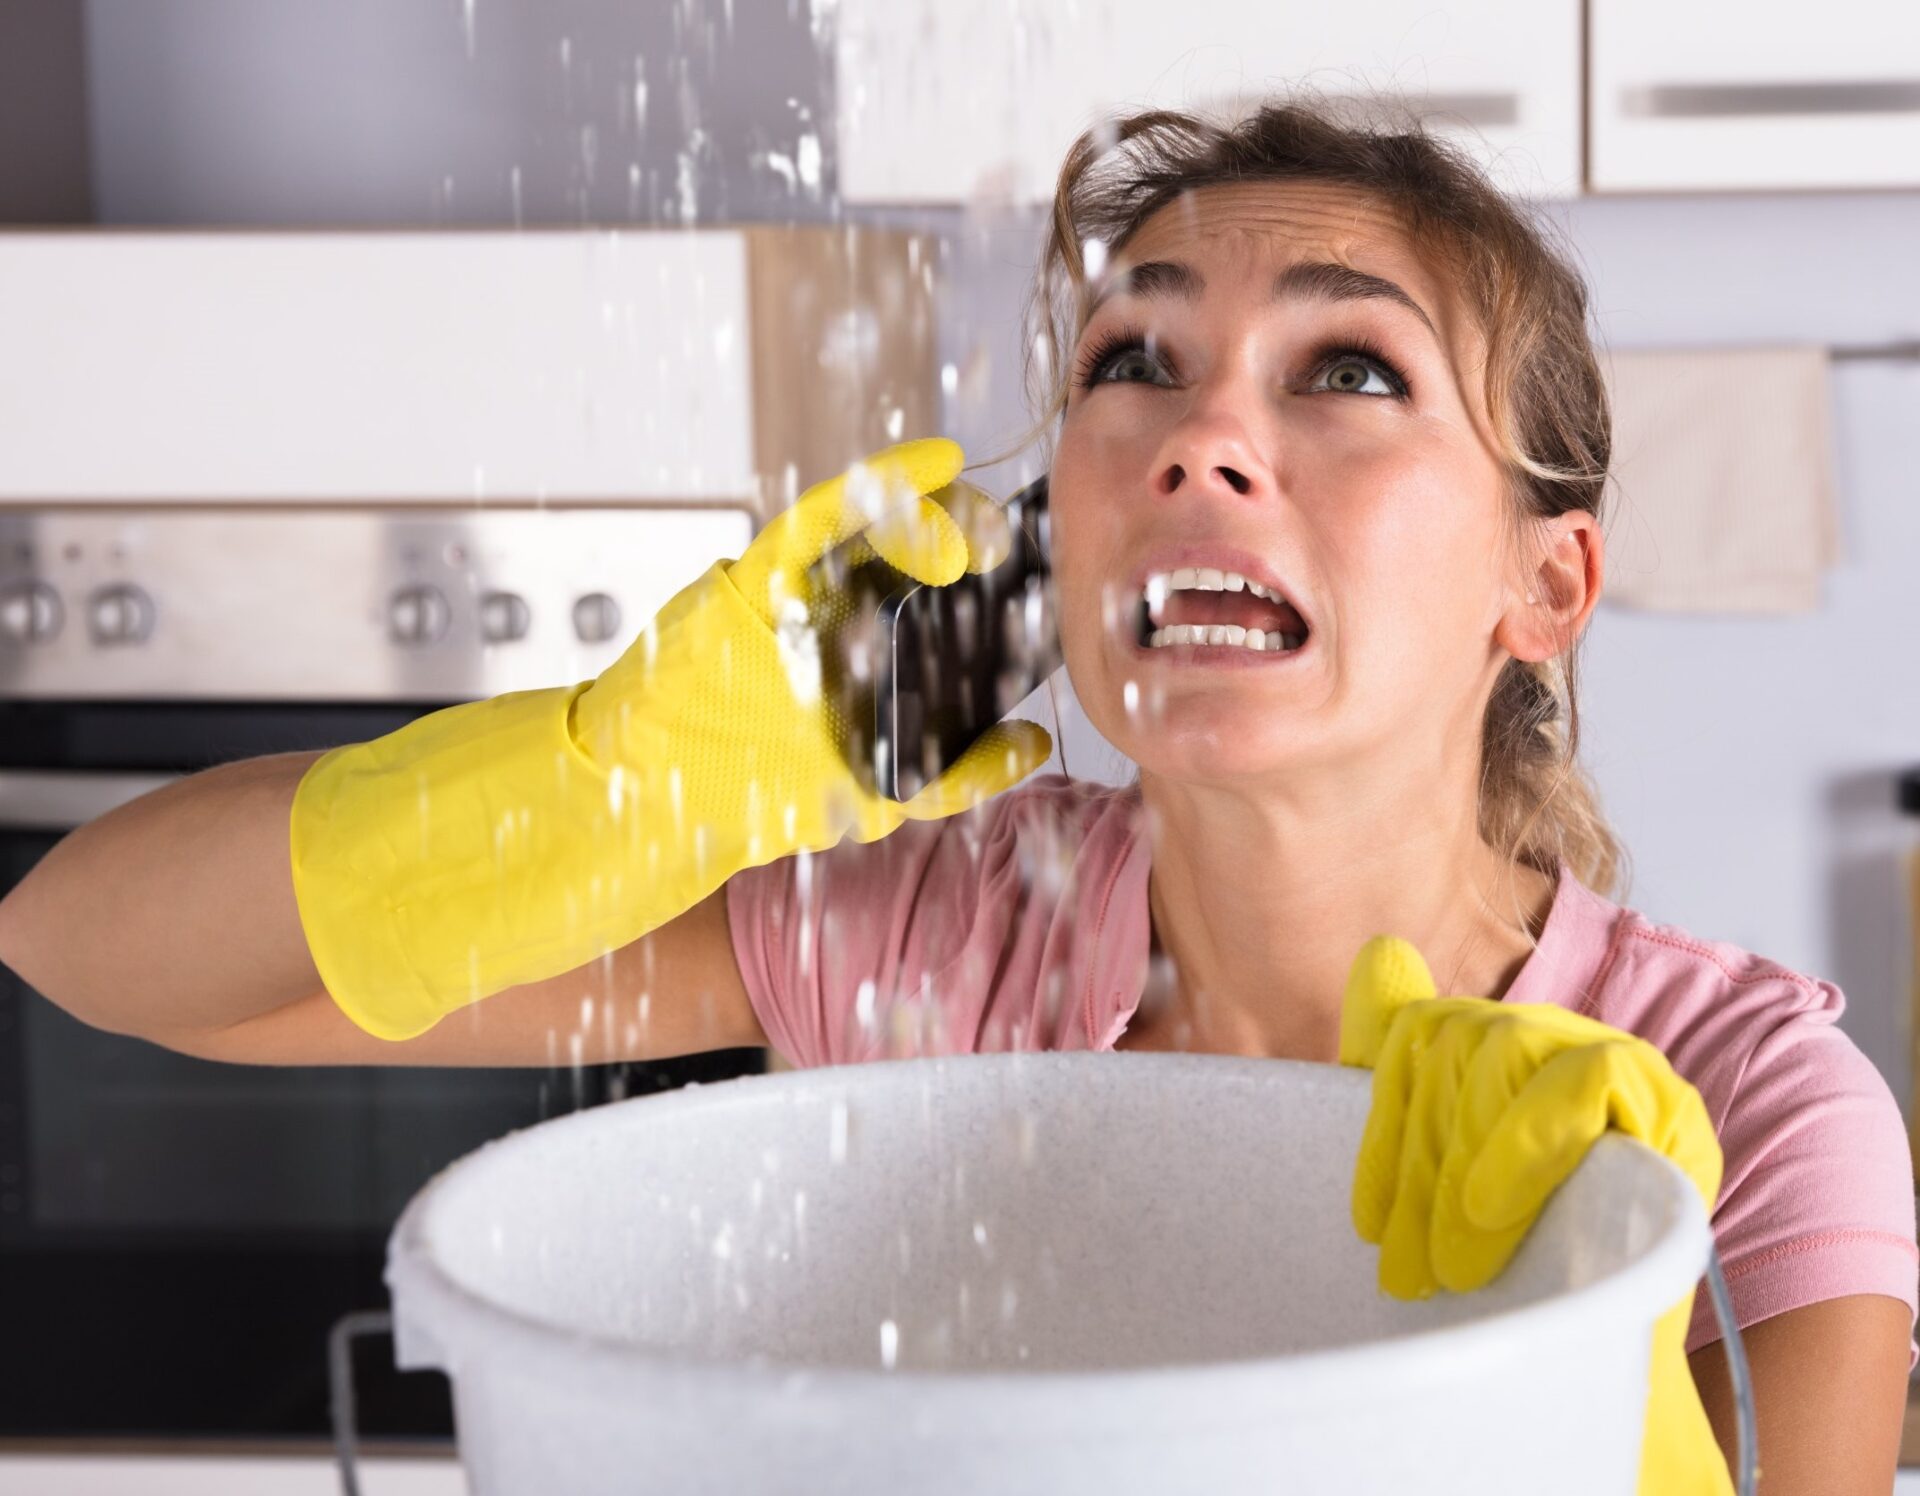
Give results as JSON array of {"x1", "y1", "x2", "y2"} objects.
[{"x1": 0, "y1": 506, "x2": 762, "y2": 1446}]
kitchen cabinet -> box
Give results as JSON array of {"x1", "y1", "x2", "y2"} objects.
[
  {"x1": 835, "y1": 0, "x2": 1582, "y2": 203},
  {"x1": 0, "y1": 227, "x2": 938, "y2": 514},
  {"x1": 1589, "y1": 0, "x2": 1920, "y2": 190}
]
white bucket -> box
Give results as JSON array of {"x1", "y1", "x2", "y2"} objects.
[{"x1": 386, "y1": 1052, "x2": 1709, "y2": 1495}]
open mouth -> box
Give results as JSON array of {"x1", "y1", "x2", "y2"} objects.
[{"x1": 1131, "y1": 566, "x2": 1311, "y2": 656}]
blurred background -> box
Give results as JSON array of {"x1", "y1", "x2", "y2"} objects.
[{"x1": 1, "y1": 0, "x2": 1918, "y2": 1487}]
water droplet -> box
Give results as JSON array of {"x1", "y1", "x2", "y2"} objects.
[
  {"x1": 879, "y1": 1318, "x2": 898, "y2": 1370},
  {"x1": 829, "y1": 1100, "x2": 850, "y2": 1164}
]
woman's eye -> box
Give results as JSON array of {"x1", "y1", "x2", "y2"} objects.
[
  {"x1": 1091, "y1": 346, "x2": 1172, "y2": 385},
  {"x1": 1312, "y1": 356, "x2": 1400, "y2": 397}
]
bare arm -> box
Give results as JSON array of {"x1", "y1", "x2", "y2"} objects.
[
  {"x1": 1689, "y1": 1294, "x2": 1911, "y2": 1492},
  {"x1": 0, "y1": 751, "x2": 326, "y2": 1037},
  {"x1": 0, "y1": 751, "x2": 766, "y2": 1064}
]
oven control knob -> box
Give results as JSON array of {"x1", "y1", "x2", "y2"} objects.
[
  {"x1": 479, "y1": 590, "x2": 531, "y2": 644},
  {"x1": 0, "y1": 580, "x2": 62, "y2": 645},
  {"x1": 572, "y1": 592, "x2": 622, "y2": 644},
  {"x1": 88, "y1": 583, "x2": 155, "y2": 646},
  {"x1": 388, "y1": 584, "x2": 450, "y2": 646}
]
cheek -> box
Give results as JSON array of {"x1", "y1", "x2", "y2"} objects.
[
  {"x1": 1040, "y1": 472, "x2": 1119, "y2": 655},
  {"x1": 1336, "y1": 462, "x2": 1507, "y2": 668}
]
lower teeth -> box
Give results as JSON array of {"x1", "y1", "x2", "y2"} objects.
[{"x1": 1147, "y1": 625, "x2": 1303, "y2": 652}]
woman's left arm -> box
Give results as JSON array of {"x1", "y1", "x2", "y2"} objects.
[{"x1": 1689, "y1": 1294, "x2": 1912, "y2": 1494}]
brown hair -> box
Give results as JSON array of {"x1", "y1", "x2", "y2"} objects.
[{"x1": 1020, "y1": 95, "x2": 1626, "y2": 904}]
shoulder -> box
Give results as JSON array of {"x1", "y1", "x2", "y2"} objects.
[
  {"x1": 1549, "y1": 872, "x2": 1850, "y2": 1076},
  {"x1": 1547, "y1": 874, "x2": 1918, "y2": 1354}
]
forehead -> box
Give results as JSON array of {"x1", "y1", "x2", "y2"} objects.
[{"x1": 1104, "y1": 180, "x2": 1465, "y2": 345}]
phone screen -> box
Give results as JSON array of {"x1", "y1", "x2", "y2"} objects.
[{"x1": 815, "y1": 475, "x2": 1058, "y2": 803}]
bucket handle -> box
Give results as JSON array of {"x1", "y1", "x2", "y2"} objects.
[
  {"x1": 327, "y1": 1260, "x2": 1760, "y2": 1496},
  {"x1": 329, "y1": 1307, "x2": 407, "y2": 1496},
  {"x1": 1704, "y1": 1242, "x2": 1758, "y2": 1496}
]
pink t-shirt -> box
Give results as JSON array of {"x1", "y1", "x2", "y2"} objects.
[{"x1": 726, "y1": 773, "x2": 1920, "y2": 1362}]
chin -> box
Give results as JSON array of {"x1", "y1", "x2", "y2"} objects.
[{"x1": 1099, "y1": 694, "x2": 1321, "y2": 786}]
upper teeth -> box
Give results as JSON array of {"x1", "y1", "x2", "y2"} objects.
[{"x1": 1143, "y1": 566, "x2": 1287, "y2": 609}]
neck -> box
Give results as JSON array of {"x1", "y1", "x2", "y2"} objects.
[{"x1": 1134, "y1": 758, "x2": 1555, "y2": 1062}]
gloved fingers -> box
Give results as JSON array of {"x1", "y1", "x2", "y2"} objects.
[
  {"x1": 829, "y1": 479, "x2": 1012, "y2": 579},
  {"x1": 1337, "y1": 935, "x2": 1438, "y2": 1070},
  {"x1": 1570, "y1": 1036, "x2": 1722, "y2": 1213},
  {"x1": 1459, "y1": 1040, "x2": 1625, "y2": 1233},
  {"x1": 1375, "y1": 1009, "x2": 1480, "y2": 1300},
  {"x1": 895, "y1": 719, "x2": 1054, "y2": 822},
  {"x1": 1658, "y1": 1080, "x2": 1725, "y2": 1215},
  {"x1": 863, "y1": 491, "x2": 971, "y2": 586},
  {"x1": 1351, "y1": 1001, "x2": 1428, "y2": 1242},
  {"x1": 1351, "y1": 995, "x2": 1478, "y2": 1242},
  {"x1": 729, "y1": 439, "x2": 970, "y2": 618},
  {"x1": 929, "y1": 478, "x2": 1015, "y2": 575},
  {"x1": 1430, "y1": 1011, "x2": 1558, "y2": 1291}
]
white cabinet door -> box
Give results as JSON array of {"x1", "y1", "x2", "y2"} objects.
[
  {"x1": 836, "y1": 0, "x2": 1581, "y2": 203},
  {"x1": 1591, "y1": 0, "x2": 1920, "y2": 190},
  {"x1": 0, "y1": 233, "x2": 756, "y2": 502}
]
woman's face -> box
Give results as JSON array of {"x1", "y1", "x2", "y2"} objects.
[{"x1": 1051, "y1": 181, "x2": 1527, "y2": 788}]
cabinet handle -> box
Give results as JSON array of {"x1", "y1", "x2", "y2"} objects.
[
  {"x1": 1299, "y1": 91, "x2": 1517, "y2": 128},
  {"x1": 1411, "y1": 92, "x2": 1520, "y2": 128},
  {"x1": 1623, "y1": 80, "x2": 1920, "y2": 118}
]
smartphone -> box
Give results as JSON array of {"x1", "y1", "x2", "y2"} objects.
[{"x1": 813, "y1": 474, "x2": 1059, "y2": 803}]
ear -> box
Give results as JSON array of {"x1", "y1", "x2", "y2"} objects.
[{"x1": 1495, "y1": 511, "x2": 1603, "y2": 664}]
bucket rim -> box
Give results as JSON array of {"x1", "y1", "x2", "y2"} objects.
[{"x1": 386, "y1": 1050, "x2": 1710, "y2": 1413}]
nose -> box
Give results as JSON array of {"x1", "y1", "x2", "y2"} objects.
[{"x1": 1149, "y1": 402, "x2": 1272, "y2": 503}]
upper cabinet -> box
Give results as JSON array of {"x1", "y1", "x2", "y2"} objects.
[
  {"x1": 835, "y1": 0, "x2": 1583, "y2": 203},
  {"x1": 1590, "y1": 0, "x2": 1920, "y2": 190},
  {"x1": 0, "y1": 228, "x2": 937, "y2": 510}
]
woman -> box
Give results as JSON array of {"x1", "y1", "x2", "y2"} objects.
[{"x1": 2, "y1": 101, "x2": 1913, "y2": 1490}]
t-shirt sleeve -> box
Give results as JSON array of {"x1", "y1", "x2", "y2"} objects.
[
  {"x1": 722, "y1": 775, "x2": 1115, "y2": 1069},
  {"x1": 722, "y1": 806, "x2": 1001, "y2": 1070},
  {"x1": 1685, "y1": 993, "x2": 1920, "y2": 1367},
  {"x1": 723, "y1": 837, "x2": 901, "y2": 1071}
]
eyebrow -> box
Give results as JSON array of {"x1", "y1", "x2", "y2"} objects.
[
  {"x1": 1089, "y1": 257, "x2": 1439, "y2": 342},
  {"x1": 1275, "y1": 261, "x2": 1440, "y2": 341}
]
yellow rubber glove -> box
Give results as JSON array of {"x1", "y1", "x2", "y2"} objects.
[
  {"x1": 291, "y1": 439, "x2": 1052, "y2": 1041},
  {"x1": 1338, "y1": 936, "x2": 1733, "y2": 1496}
]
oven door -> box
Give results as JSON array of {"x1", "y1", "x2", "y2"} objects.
[{"x1": 0, "y1": 701, "x2": 762, "y2": 1444}]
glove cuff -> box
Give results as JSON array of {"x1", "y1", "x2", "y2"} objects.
[{"x1": 289, "y1": 685, "x2": 613, "y2": 1039}]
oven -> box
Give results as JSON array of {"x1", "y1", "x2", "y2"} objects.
[{"x1": 0, "y1": 505, "x2": 762, "y2": 1446}]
